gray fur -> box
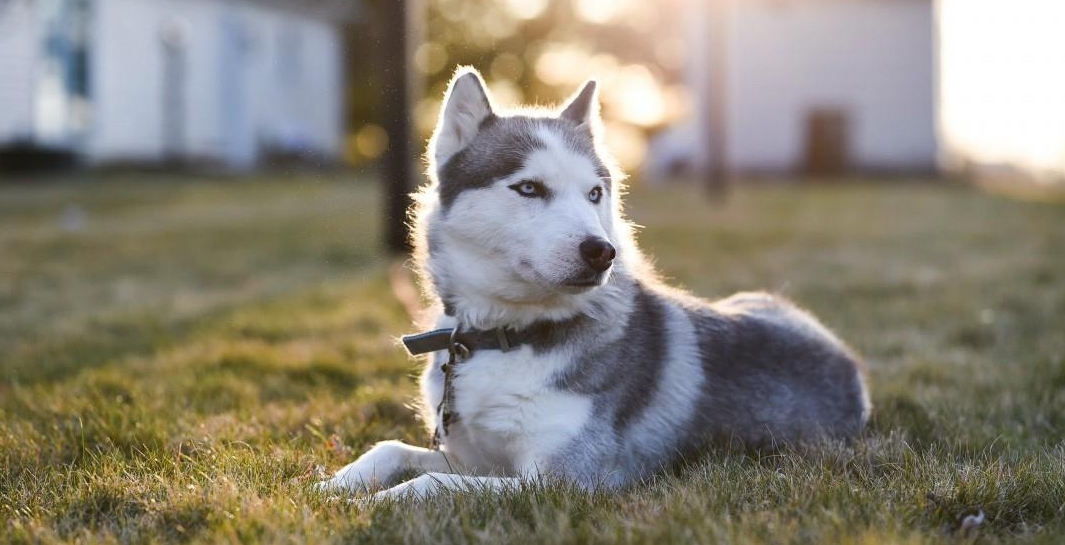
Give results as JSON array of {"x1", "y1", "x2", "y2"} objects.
[
  {"x1": 408, "y1": 69, "x2": 869, "y2": 493},
  {"x1": 552, "y1": 285, "x2": 668, "y2": 433},
  {"x1": 560, "y1": 80, "x2": 598, "y2": 124},
  {"x1": 319, "y1": 70, "x2": 870, "y2": 500},
  {"x1": 427, "y1": 112, "x2": 869, "y2": 486},
  {"x1": 437, "y1": 116, "x2": 611, "y2": 210},
  {"x1": 534, "y1": 283, "x2": 869, "y2": 488},
  {"x1": 685, "y1": 293, "x2": 868, "y2": 448}
]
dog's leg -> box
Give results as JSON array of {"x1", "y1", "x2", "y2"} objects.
[
  {"x1": 316, "y1": 440, "x2": 454, "y2": 493},
  {"x1": 371, "y1": 472, "x2": 524, "y2": 501}
]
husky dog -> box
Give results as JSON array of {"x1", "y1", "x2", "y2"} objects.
[{"x1": 318, "y1": 67, "x2": 870, "y2": 500}]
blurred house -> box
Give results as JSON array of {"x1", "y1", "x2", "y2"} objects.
[
  {"x1": 647, "y1": 0, "x2": 936, "y2": 180},
  {"x1": 0, "y1": 0, "x2": 350, "y2": 170}
]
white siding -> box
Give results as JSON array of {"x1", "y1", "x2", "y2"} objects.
[
  {"x1": 298, "y1": 19, "x2": 344, "y2": 156},
  {"x1": 726, "y1": 0, "x2": 936, "y2": 172},
  {"x1": 0, "y1": 0, "x2": 38, "y2": 143},
  {"x1": 88, "y1": 0, "x2": 344, "y2": 166},
  {"x1": 250, "y1": 12, "x2": 344, "y2": 157},
  {"x1": 91, "y1": 0, "x2": 168, "y2": 160}
]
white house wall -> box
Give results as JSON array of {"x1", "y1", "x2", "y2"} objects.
[
  {"x1": 0, "y1": 0, "x2": 38, "y2": 143},
  {"x1": 251, "y1": 13, "x2": 344, "y2": 159},
  {"x1": 88, "y1": 0, "x2": 343, "y2": 166},
  {"x1": 726, "y1": 0, "x2": 936, "y2": 172},
  {"x1": 297, "y1": 18, "x2": 343, "y2": 157}
]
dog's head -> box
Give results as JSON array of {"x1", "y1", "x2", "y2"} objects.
[{"x1": 416, "y1": 67, "x2": 632, "y2": 318}]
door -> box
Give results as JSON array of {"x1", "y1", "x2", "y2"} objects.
[{"x1": 802, "y1": 107, "x2": 851, "y2": 176}]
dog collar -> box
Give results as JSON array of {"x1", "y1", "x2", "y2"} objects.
[
  {"x1": 402, "y1": 325, "x2": 538, "y2": 450},
  {"x1": 401, "y1": 326, "x2": 533, "y2": 356}
]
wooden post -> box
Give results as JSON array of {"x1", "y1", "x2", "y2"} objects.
[
  {"x1": 381, "y1": 0, "x2": 418, "y2": 253},
  {"x1": 706, "y1": 0, "x2": 730, "y2": 198}
]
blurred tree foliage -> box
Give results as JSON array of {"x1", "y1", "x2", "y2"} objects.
[{"x1": 344, "y1": 0, "x2": 687, "y2": 166}]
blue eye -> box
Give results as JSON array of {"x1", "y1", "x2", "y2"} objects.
[
  {"x1": 510, "y1": 180, "x2": 547, "y2": 198},
  {"x1": 588, "y1": 186, "x2": 603, "y2": 204}
]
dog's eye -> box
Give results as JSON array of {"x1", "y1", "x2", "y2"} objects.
[
  {"x1": 509, "y1": 180, "x2": 547, "y2": 198},
  {"x1": 588, "y1": 186, "x2": 603, "y2": 204}
]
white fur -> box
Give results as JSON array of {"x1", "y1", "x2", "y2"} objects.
[
  {"x1": 318, "y1": 69, "x2": 625, "y2": 499},
  {"x1": 441, "y1": 345, "x2": 593, "y2": 474},
  {"x1": 319, "y1": 346, "x2": 598, "y2": 499},
  {"x1": 424, "y1": 123, "x2": 622, "y2": 330},
  {"x1": 317, "y1": 440, "x2": 452, "y2": 493},
  {"x1": 372, "y1": 473, "x2": 521, "y2": 501},
  {"x1": 316, "y1": 67, "x2": 869, "y2": 501}
]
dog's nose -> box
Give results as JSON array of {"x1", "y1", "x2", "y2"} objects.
[{"x1": 579, "y1": 237, "x2": 616, "y2": 273}]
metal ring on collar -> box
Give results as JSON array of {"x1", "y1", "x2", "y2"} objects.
[{"x1": 447, "y1": 327, "x2": 470, "y2": 360}]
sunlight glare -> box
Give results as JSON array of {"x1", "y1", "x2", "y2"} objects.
[
  {"x1": 605, "y1": 64, "x2": 666, "y2": 128},
  {"x1": 939, "y1": 0, "x2": 1065, "y2": 179},
  {"x1": 603, "y1": 120, "x2": 646, "y2": 172},
  {"x1": 575, "y1": 0, "x2": 627, "y2": 25},
  {"x1": 414, "y1": 42, "x2": 448, "y2": 75},
  {"x1": 535, "y1": 44, "x2": 593, "y2": 86},
  {"x1": 490, "y1": 53, "x2": 525, "y2": 81},
  {"x1": 502, "y1": 0, "x2": 549, "y2": 20},
  {"x1": 487, "y1": 79, "x2": 522, "y2": 109}
]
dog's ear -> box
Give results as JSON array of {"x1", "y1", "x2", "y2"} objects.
[
  {"x1": 431, "y1": 67, "x2": 494, "y2": 167},
  {"x1": 559, "y1": 80, "x2": 599, "y2": 127}
]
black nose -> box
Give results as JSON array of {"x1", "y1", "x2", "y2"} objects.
[{"x1": 579, "y1": 237, "x2": 616, "y2": 273}]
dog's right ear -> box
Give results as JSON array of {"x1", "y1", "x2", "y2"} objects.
[
  {"x1": 431, "y1": 67, "x2": 494, "y2": 167},
  {"x1": 560, "y1": 80, "x2": 599, "y2": 128}
]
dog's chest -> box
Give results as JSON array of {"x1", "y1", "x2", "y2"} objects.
[{"x1": 444, "y1": 348, "x2": 592, "y2": 473}]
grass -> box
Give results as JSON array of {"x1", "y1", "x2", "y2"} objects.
[{"x1": 1, "y1": 174, "x2": 1063, "y2": 544}]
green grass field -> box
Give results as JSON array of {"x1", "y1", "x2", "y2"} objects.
[{"x1": 2, "y1": 175, "x2": 1063, "y2": 544}]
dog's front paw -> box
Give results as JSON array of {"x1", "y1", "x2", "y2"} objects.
[
  {"x1": 371, "y1": 474, "x2": 446, "y2": 502},
  {"x1": 315, "y1": 460, "x2": 382, "y2": 494},
  {"x1": 315, "y1": 440, "x2": 409, "y2": 494}
]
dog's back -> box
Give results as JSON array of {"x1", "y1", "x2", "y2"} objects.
[
  {"x1": 542, "y1": 283, "x2": 870, "y2": 487},
  {"x1": 689, "y1": 291, "x2": 870, "y2": 446}
]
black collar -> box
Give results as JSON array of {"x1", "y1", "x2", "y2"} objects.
[
  {"x1": 402, "y1": 323, "x2": 560, "y2": 449},
  {"x1": 401, "y1": 326, "x2": 534, "y2": 356}
]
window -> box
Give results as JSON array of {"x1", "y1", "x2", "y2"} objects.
[{"x1": 35, "y1": 0, "x2": 92, "y2": 143}]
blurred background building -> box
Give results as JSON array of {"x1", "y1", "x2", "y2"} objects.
[
  {"x1": 1, "y1": 0, "x2": 1063, "y2": 189},
  {"x1": 647, "y1": 0, "x2": 936, "y2": 181},
  {"x1": 0, "y1": 0, "x2": 347, "y2": 170}
]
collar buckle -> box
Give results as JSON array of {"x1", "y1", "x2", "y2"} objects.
[
  {"x1": 447, "y1": 327, "x2": 471, "y2": 361},
  {"x1": 494, "y1": 327, "x2": 514, "y2": 352}
]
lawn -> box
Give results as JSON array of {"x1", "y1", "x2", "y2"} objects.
[{"x1": 1, "y1": 175, "x2": 1063, "y2": 544}]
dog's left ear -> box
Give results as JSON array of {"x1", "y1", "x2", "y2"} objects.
[{"x1": 559, "y1": 80, "x2": 599, "y2": 128}]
